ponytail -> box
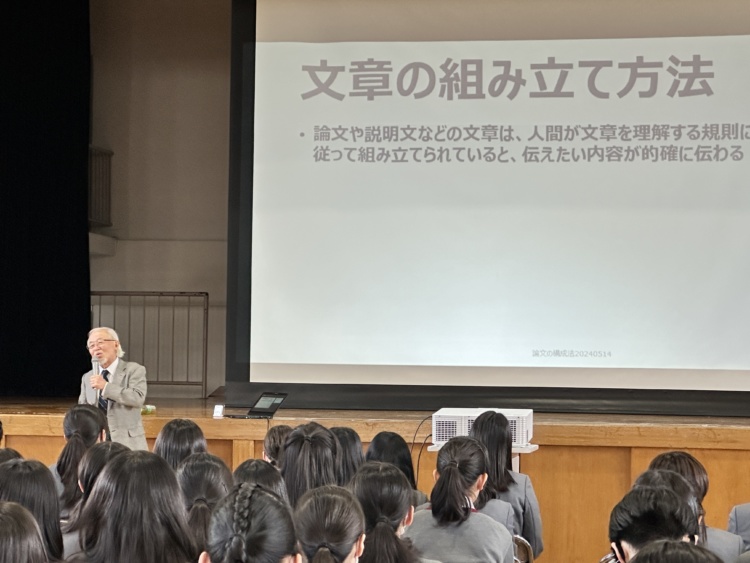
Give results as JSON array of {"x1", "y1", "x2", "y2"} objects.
[{"x1": 430, "y1": 436, "x2": 487, "y2": 526}]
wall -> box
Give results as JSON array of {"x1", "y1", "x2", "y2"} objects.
[{"x1": 89, "y1": 0, "x2": 231, "y2": 394}]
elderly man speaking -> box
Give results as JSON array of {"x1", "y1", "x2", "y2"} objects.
[{"x1": 78, "y1": 327, "x2": 148, "y2": 450}]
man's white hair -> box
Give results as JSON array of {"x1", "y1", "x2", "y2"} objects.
[{"x1": 88, "y1": 327, "x2": 126, "y2": 358}]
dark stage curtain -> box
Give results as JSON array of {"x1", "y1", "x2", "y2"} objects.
[{"x1": 1, "y1": 2, "x2": 92, "y2": 396}]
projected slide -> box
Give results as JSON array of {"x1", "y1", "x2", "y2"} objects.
[{"x1": 250, "y1": 35, "x2": 750, "y2": 389}]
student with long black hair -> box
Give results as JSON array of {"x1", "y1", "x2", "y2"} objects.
[
  {"x1": 350, "y1": 461, "x2": 440, "y2": 563},
  {"x1": 0, "y1": 459, "x2": 63, "y2": 562},
  {"x1": 280, "y1": 422, "x2": 338, "y2": 507},
  {"x1": 66, "y1": 450, "x2": 198, "y2": 563},
  {"x1": 295, "y1": 485, "x2": 366, "y2": 563},
  {"x1": 233, "y1": 458, "x2": 289, "y2": 503},
  {"x1": 263, "y1": 424, "x2": 293, "y2": 468},
  {"x1": 176, "y1": 452, "x2": 233, "y2": 553},
  {"x1": 331, "y1": 427, "x2": 365, "y2": 486},
  {"x1": 0, "y1": 501, "x2": 49, "y2": 563},
  {"x1": 50, "y1": 404, "x2": 108, "y2": 518},
  {"x1": 366, "y1": 431, "x2": 427, "y2": 506},
  {"x1": 403, "y1": 436, "x2": 514, "y2": 563},
  {"x1": 201, "y1": 483, "x2": 301, "y2": 563},
  {"x1": 469, "y1": 410, "x2": 543, "y2": 555},
  {"x1": 153, "y1": 418, "x2": 207, "y2": 470}
]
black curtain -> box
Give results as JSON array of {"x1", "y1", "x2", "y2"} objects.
[{"x1": 1, "y1": 2, "x2": 92, "y2": 396}]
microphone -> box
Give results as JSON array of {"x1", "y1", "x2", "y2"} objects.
[{"x1": 92, "y1": 358, "x2": 101, "y2": 403}]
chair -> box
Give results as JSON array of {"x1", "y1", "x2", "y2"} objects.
[{"x1": 513, "y1": 535, "x2": 534, "y2": 563}]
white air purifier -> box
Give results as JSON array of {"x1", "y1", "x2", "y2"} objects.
[{"x1": 431, "y1": 407, "x2": 533, "y2": 448}]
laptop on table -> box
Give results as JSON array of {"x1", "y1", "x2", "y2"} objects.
[{"x1": 224, "y1": 392, "x2": 288, "y2": 419}]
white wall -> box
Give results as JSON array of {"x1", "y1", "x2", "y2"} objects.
[{"x1": 89, "y1": 0, "x2": 231, "y2": 395}]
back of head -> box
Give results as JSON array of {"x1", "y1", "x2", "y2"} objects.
[
  {"x1": 468, "y1": 410, "x2": 515, "y2": 508},
  {"x1": 431, "y1": 436, "x2": 488, "y2": 526},
  {"x1": 281, "y1": 422, "x2": 338, "y2": 507},
  {"x1": 78, "y1": 450, "x2": 198, "y2": 563},
  {"x1": 349, "y1": 461, "x2": 421, "y2": 563},
  {"x1": 233, "y1": 458, "x2": 289, "y2": 503},
  {"x1": 154, "y1": 418, "x2": 208, "y2": 470},
  {"x1": 609, "y1": 486, "x2": 698, "y2": 555},
  {"x1": 206, "y1": 483, "x2": 297, "y2": 563},
  {"x1": 263, "y1": 424, "x2": 292, "y2": 468},
  {"x1": 66, "y1": 441, "x2": 130, "y2": 532},
  {"x1": 648, "y1": 452, "x2": 709, "y2": 503},
  {"x1": 0, "y1": 448, "x2": 22, "y2": 464},
  {"x1": 177, "y1": 452, "x2": 233, "y2": 552},
  {"x1": 58, "y1": 404, "x2": 109, "y2": 512},
  {"x1": 0, "y1": 458, "x2": 63, "y2": 561},
  {"x1": 0, "y1": 501, "x2": 48, "y2": 563},
  {"x1": 630, "y1": 540, "x2": 723, "y2": 563},
  {"x1": 331, "y1": 427, "x2": 365, "y2": 486},
  {"x1": 295, "y1": 485, "x2": 365, "y2": 563},
  {"x1": 365, "y1": 431, "x2": 417, "y2": 490}
]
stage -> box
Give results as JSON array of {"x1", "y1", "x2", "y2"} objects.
[{"x1": 2, "y1": 397, "x2": 750, "y2": 563}]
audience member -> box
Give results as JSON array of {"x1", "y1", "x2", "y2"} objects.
[
  {"x1": 403, "y1": 436, "x2": 514, "y2": 563},
  {"x1": 176, "y1": 452, "x2": 233, "y2": 553},
  {"x1": 469, "y1": 410, "x2": 543, "y2": 555},
  {"x1": 350, "y1": 461, "x2": 439, "y2": 563},
  {"x1": 729, "y1": 503, "x2": 750, "y2": 552},
  {"x1": 0, "y1": 448, "x2": 22, "y2": 464},
  {"x1": 609, "y1": 486, "x2": 699, "y2": 562},
  {"x1": 366, "y1": 431, "x2": 427, "y2": 506},
  {"x1": 67, "y1": 450, "x2": 198, "y2": 563},
  {"x1": 295, "y1": 485, "x2": 366, "y2": 563},
  {"x1": 153, "y1": 418, "x2": 207, "y2": 470},
  {"x1": 233, "y1": 458, "x2": 289, "y2": 502},
  {"x1": 633, "y1": 469, "x2": 702, "y2": 543},
  {"x1": 331, "y1": 427, "x2": 365, "y2": 486},
  {"x1": 281, "y1": 422, "x2": 338, "y2": 507},
  {"x1": 648, "y1": 451, "x2": 744, "y2": 563},
  {"x1": 0, "y1": 458, "x2": 63, "y2": 561},
  {"x1": 201, "y1": 482, "x2": 300, "y2": 563},
  {"x1": 0, "y1": 500, "x2": 48, "y2": 563},
  {"x1": 63, "y1": 441, "x2": 130, "y2": 559},
  {"x1": 263, "y1": 424, "x2": 292, "y2": 468},
  {"x1": 630, "y1": 539, "x2": 723, "y2": 563},
  {"x1": 50, "y1": 404, "x2": 108, "y2": 517}
]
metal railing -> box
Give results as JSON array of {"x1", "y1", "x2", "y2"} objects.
[
  {"x1": 89, "y1": 146, "x2": 113, "y2": 227},
  {"x1": 90, "y1": 291, "x2": 209, "y2": 397}
]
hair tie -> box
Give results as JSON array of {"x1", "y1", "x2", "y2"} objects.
[
  {"x1": 317, "y1": 542, "x2": 331, "y2": 552},
  {"x1": 447, "y1": 460, "x2": 459, "y2": 468},
  {"x1": 376, "y1": 515, "x2": 391, "y2": 525},
  {"x1": 194, "y1": 497, "x2": 208, "y2": 505},
  {"x1": 304, "y1": 435, "x2": 312, "y2": 443}
]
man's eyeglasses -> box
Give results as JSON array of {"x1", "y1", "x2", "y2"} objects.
[{"x1": 86, "y1": 339, "x2": 116, "y2": 351}]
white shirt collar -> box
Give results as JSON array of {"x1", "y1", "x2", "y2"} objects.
[{"x1": 102, "y1": 357, "x2": 119, "y2": 376}]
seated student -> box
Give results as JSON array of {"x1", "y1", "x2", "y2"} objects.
[
  {"x1": 63, "y1": 442, "x2": 130, "y2": 560},
  {"x1": 176, "y1": 453, "x2": 233, "y2": 554},
  {"x1": 201, "y1": 483, "x2": 300, "y2": 563},
  {"x1": 608, "y1": 486, "x2": 699, "y2": 563},
  {"x1": 366, "y1": 431, "x2": 428, "y2": 507},
  {"x1": 281, "y1": 422, "x2": 338, "y2": 508},
  {"x1": 403, "y1": 436, "x2": 514, "y2": 563},
  {"x1": 66, "y1": 450, "x2": 198, "y2": 563},
  {"x1": 263, "y1": 424, "x2": 293, "y2": 468},
  {"x1": 648, "y1": 452, "x2": 744, "y2": 563},
  {"x1": 469, "y1": 410, "x2": 543, "y2": 556},
  {"x1": 233, "y1": 458, "x2": 289, "y2": 503},
  {"x1": 50, "y1": 404, "x2": 108, "y2": 518},
  {"x1": 153, "y1": 418, "x2": 207, "y2": 470},
  {"x1": 630, "y1": 539, "x2": 724, "y2": 563},
  {"x1": 0, "y1": 501, "x2": 48, "y2": 563},
  {"x1": 728, "y1": 503, "x2": 750, "y2": 552},
  {"x1": 0, "y1": 448, "x2": 22, "y2": 464},
  {"x1": 294, "y1": 485, "x2": 366, "y2": 563},
  {"x1": 350, "y1": 461, "x2": 440, "y2": 563},
  {"x1": 331, "y1": 427, "x2": 365, "y2": 486},
  {"x1": 0, "y1": 458, "x2": 63, "y2": 562}
]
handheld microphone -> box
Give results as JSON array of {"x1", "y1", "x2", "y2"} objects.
[{"x1": 92, "y1": 358, "x2": 101, "y2": 403}]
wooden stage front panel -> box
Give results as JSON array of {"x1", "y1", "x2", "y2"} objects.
[{"x1": 2, "y1": 398, "x2": 750, "y2": 563}]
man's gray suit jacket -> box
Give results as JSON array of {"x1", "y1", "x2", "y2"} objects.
[{"x1": 79, "y1": 359, "x2": 148, "y2": 451}]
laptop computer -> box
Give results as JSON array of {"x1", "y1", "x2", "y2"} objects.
[{"x1": 224, "y1": 392, "x2": 288, "y2": 419}]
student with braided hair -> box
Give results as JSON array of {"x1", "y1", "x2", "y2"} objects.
[
  {"x1": 350, "y1": 461, "x2": 440, "y2": 563},
  {"x1": 201, "y1": 482, "x2": 300, "y2": 563},
  {"x1": 295, "y1": 485, "x2": 366, "y2": 563},
  {"x1": 403, "y1": 436, "x2": 514, "y2": 563}
]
